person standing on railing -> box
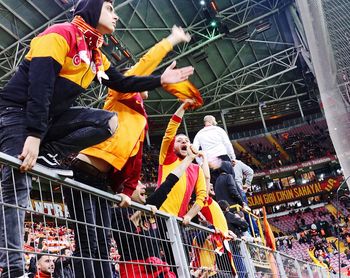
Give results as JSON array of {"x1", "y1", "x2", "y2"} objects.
[
  {"x1": 193, "y1": 115, "x2": 237, "y2": 185},
  {"x1": 77, "y1": 25, "x2": 191, "y2": 201},
  {"x1": 193, "y1": 115, "x2": 236, "y2": 166},
  {"x1": 62, "y1": 26, "x2": 192, "y2": 278},
  {"x1": 0, "y1": 0, "x2": 194, "y2": 277}
]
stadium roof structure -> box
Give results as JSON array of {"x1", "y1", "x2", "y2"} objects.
[{"x1": 0, "y1": 0, "x2": 320, "y2": 135}]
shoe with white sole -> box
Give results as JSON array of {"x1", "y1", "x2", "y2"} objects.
[{"x1": 37, "y1": 153, "x2": 73, "y2": 177}]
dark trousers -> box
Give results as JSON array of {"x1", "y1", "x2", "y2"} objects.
[
  {"x1": 0, "y1": 106, "x2": 114, "y2": 277},
  {"x1": 63, "y1": 160, "x2": 113, "y2": 278}
]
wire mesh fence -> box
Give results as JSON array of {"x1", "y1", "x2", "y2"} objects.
[{"x1": 0, "y1": 152, "x2": 331, "y2": 277}]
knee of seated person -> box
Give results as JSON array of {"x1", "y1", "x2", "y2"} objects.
[{"x1": 108, "y1": 114, "x2": 118, "y2": 134}]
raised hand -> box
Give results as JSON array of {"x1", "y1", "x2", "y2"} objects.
[
  {"x1": 161, "y1": 61, "x2": 194, "y2": 84},
  {"x1": 167, "y1": 25, "x2": 191, "y2": 46},
  {"x1": 186, "y1": 144, "x2": 198, "y2": 160}
]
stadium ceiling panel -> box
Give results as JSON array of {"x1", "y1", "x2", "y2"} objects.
[{"x1": 0, "y1": 0, "x2": 319, "y2": 133}]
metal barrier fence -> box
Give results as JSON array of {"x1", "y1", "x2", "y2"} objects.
[
  {"x1": 0, "y1": 152, "x2": 331, "y2": 277},
  {"x1": 230, "y1": 204, "x2": 265, "y2": 242}
]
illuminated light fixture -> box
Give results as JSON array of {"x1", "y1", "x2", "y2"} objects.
[
  {"x1": 122, "y1": 49, "x2": 131, "y2": 58},
  {"x1": 200, "y1": 0, "x2": 206, "y2": 5},
  {"x1": 269, "y1": 115, "x2": 281, "y2": 119},
  {"x1": 110, "y1": 35, "x2": 120, "y2": 45},
  {"x1": 210, "y1": 20, "x2": 217, "y2": 27}
]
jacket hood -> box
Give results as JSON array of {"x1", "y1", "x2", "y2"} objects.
[
  {"x1": 219, "y1": 161, "x2": 234, "y2": 175},
  {"x1": 74, "y1": 0, "x2": 108, "y2": 28}
]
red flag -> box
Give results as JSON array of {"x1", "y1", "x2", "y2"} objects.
[
  {"x1": 163, "y1": 81, "x2": 203, "y2": 109},
  {"x1": 262, "y1": 206, "x2": 276, "y2": 251}
]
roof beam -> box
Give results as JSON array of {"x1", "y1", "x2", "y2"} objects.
[
  {"x1": 155, "y1": 7, "x2": 282, "y2": 71},
  {"x1": 147, "y1": 93, "x2": 308, "y2": 118},
  {"x1": 26, "y1": 0, "x2": 50, "y2": 21},
  {"x1": 0, "y1": 8, "x2": 72, "y2": 57},
  {"x1": 1, "y1": 1, "x2": 35, "y2": 30}
]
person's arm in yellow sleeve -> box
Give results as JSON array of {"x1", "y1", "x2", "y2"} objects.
[
  {"x1": 198, "y1": 151, "x2": 211, "y2": 194},
  {"x1": 106, "y1": 26, "x2": 191, "y2": 103},
  {"x1": 159, "y1": 100, "x2": 193, "y2": 165},
  {"x1": 183, "y1": 167, "x2": 207, "y2": 225},
  {"x1": 127, "y1": 26, "x2": 190, "y2": 76}
]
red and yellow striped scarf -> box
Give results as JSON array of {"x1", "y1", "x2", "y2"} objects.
[{"x1": 71, "y1": 15, "x2": 108, "y2": 83}]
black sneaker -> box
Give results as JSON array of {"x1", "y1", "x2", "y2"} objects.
[{"x1": 37, "y1": 153, "x2": 73, "y2": 177}]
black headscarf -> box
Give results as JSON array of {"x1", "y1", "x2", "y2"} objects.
[{"x1": 73, "y1": 0, "x2": 109, "y2": 28}]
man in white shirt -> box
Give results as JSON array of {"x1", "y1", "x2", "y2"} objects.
[{"x1": 193, "y1": 115, "x2": 236, "y2": 164}]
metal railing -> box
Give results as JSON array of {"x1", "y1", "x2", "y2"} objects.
[{"x1": 0, "y1": 152, "x2": 331, "y2": 277}]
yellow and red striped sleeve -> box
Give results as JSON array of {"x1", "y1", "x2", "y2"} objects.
[{"x1": 159, "y1": 115, "x2": 182, "y2": 165}]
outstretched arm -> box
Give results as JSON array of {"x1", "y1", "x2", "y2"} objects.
[
  {"x1": 103, "y1": 61, "x2": 194, "y2": 92},
  {"x1": 159, "y1": 99, "x2": 194, "y2": 165},
  {"x1": 128, "y1": 25, "x2": 191, "y2": 77},
  {"x1": 104, "y1": 25, "x2": 192, "y2": 104}
]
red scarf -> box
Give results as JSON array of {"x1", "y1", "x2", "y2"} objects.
[
  {"x1": 71, "y1": 16, "x2": 108, "y2": 83},
  {"x1": 35, "y1": 271, "x2": 51, "y2": 278}
]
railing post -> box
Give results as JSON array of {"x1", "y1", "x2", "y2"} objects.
[
  {"x1": 318, "y1": 266, "x2": 328, "y2": 278},
  {"x1": 275, "y1": 252, "x2": 287, "y2": 278},
  {"x1": 239, "y1": 241, "x2": 256, "y2": 278},
  {"x1": 165, "y1": 216, "x2": 191, "y2": 278},
  {"x1": 294, "y1": 259, "x2": 303, "y2": 278},
  {"x1": 306, "y1": 264, "x2": 314, "y2": 278}
]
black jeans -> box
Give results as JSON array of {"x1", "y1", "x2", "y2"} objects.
[
  {"x1": 0, "y1": 106, "x2": 114, "y2": 277},
  {"x1": 64, "y1": 160, "x2": 113, "y2": 278}
]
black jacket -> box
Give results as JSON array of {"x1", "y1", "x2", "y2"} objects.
[
  {"x1": 214, "y1": 161, "x2": 244, "y2": 206},
  {"x1": 224, "y1": 211, "x2": 248, "y2": 237}
]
